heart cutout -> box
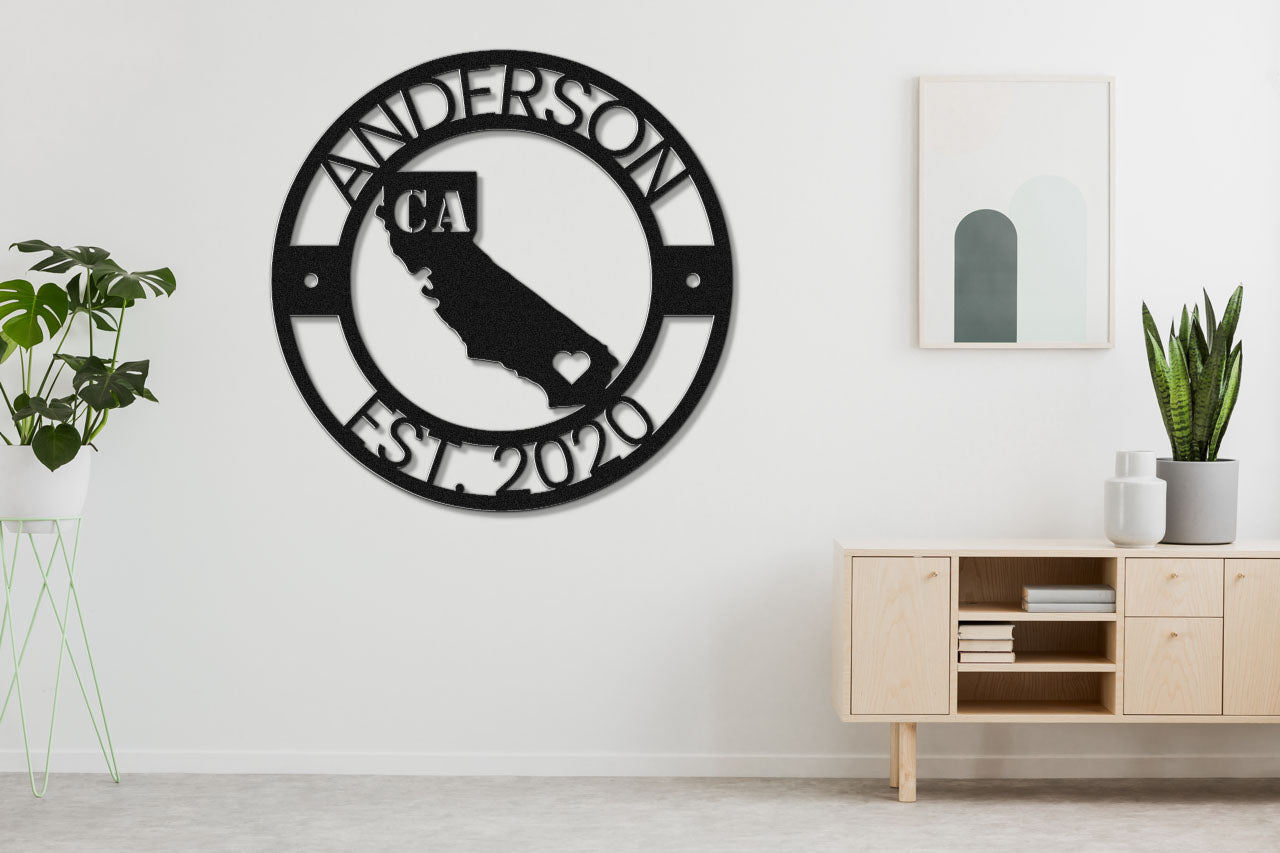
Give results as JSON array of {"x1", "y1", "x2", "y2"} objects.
[{"x1": 553, "y1": 351, "x2": 591, "y2": 385}]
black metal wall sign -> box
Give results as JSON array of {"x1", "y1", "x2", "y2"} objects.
[{"x1": 273, "y1": 51, "x2": 732, "y2": 511}]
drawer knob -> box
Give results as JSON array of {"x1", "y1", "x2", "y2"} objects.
[
  {"x1": 1169, "y1": 572, "x2": 1179, "y2": 579},
  {"x1": 927, "y1": 571, "x2": 939, "y2": 579},
  {"x1": 1170, "y1": 631, "x2": 1179, "y2": 638},
  {"x1": 1237, "y1": 572, "x2": 1247, "y2": 579}
]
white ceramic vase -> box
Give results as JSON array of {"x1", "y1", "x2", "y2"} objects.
[
  {"x1": 1104, "y1": 451, "x2": 1166, "y2": 547},
  {"x1": 0, "y1": 446, "x2": 91, "y2": 534}
]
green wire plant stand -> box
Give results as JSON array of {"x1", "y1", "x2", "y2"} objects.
[{"x1": 0, "y1": 517, "x2": 118, "y2": 797}]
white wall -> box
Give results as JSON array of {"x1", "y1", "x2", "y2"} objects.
[{"x1": 1, "y1": 0, "x2": 1278, "y2": 777}]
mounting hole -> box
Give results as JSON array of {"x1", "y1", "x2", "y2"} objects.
[
  {"x1": 685, "y1": 273, "x2": 701, "y2": 288},
  {"x1": 303, "y1": 273, "x2": 319, "y2": 289}
]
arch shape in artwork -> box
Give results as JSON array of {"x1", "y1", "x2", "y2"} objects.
[
  {"x1": 1010, "y1": 175, "x2": 1087, "y2": 343},
  {"x1": 954, "y1": 209, "x2": 1017, "y2": 343}
]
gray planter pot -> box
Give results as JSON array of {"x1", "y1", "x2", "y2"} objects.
[{"x1": 1157, "y1": 459, "x2": 1239, "y2": 544}]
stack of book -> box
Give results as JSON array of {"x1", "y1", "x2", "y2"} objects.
[
  {"x1": 958, "y1": 622, "x2": 1014, "y2": 663},
  {"x1": 1022, "y1": 584, "x2": 1116, "y2": 613}
]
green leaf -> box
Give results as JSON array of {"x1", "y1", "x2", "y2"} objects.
[
  {"x1": 1191, "y1": 286, "x2": 1242, "y2": 461},
  {"x1": 65, "y1": 272, "x2": 119, "y2": 329},
  {"x1": 0, "y1": 332, "x2": 18, "y2": 364},
  {"x1": 84, "y1": 269, "x2": 106, "y2": 304},
  {"x1": 12, "y1": 394, "x2": 75, "y2": 424},
  {"x1": 1177, "y1": 306, "x2": 1191, "y2": 358},
  {"x1": 1207, "y1": 343, "x2": 1242, "y2": 461},
  {"x1": 1141, "y1": 303, "x2": 1164, "y2": 359},
  {"x1": 81, "y1": 262, "x2": 175, "y2": 301},
  {"x1": 70, "y1": 357, "x2": 152, "y2": 409},
  {"x1": 31, "y1": 423, "x2": 81, "y2": 471},
  {"x1": 10, "y1": 239, "x2": 58, "y2": 255},
  {"x1": 103, "y1": 267, "x2": 175, "y2": 300},
  {"x1": 1190, "y1": 308, "x2": 1209, "y2": 364},
  {"x1": 0, "y1": 279, "x2": 69, "y2": 348},
  {"x1": 1188, "y1": 311, "x2": 1210, "y2": 459},
  {"x1": 101, "y1": 294, "x2": 135, "y2": 310},
  {"x1": 53, "y1": 353, "x2": 89, "y2": 371},
  {"x1": 1217, "y1": 285, "x2": 1243, "y2": 354},
  {"x1": 67, "y1": 271, "x2": 83, "y2": 310},
  {"x1": 1167, "y1": 335, "x2": 1194, "y2": 460},
  {"x1": 9, "y1": 241, "x2": 174, "y2": 301},
  {"x1": 10, "y1": 241, "x2": 111, "y2": 275},
  {"x1": 1144, "y1": 328, "x2": 1175, "y2": 454},
  {"x1": 1188, "y1": 319, "x2": 1205, "y2": 392},
  {"x1": 1203, "y1": 288, "x2": 1217, "y2": 353},
  {"x1": 75, "y1": 271, "x2": 130, "y2": 315}
]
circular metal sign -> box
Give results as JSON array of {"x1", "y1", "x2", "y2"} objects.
[{"x1": 273, "y1": 51, "x2": 732, "y2": 511}]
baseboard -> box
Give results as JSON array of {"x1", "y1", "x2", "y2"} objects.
[{"x1": 2, "y1": 750, "x2": 1279, "y2": 777}]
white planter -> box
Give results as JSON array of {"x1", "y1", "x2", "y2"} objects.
[
  {"x1": 1104, "y1": 451, "x2": 1166, "y2": 547},
  {"x1": 0, "y1": 446, "x2": 91, "y2": 534}
]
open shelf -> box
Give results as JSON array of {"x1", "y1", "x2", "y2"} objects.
[
  {"x1": 959, "y1": 602, "x2": 1116, "y2": 621},
  {"x1": 957, "y1": 555, "x2": 1119, "y2": 624},
  {"x1": 957, "y1": 670, "x2": 1118, "y2": 717},
  {"x1": 956, "y1": 651, "x2": 1115, "y2": 672},
  {"x1": 956, "y1": 700, "x2": 1114, "y2": 717}
]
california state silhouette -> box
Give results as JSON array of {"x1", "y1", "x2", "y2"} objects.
[{"x1": 376, "y1": 171, "x2": 618, "y2": 409}]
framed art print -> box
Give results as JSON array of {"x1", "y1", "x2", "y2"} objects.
[{"x1": 918, "y1": 76, "x2": 1115, "y2": 348}]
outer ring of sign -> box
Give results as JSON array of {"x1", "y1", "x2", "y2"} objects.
[{"x1": 272, "y1": 50, "x2": 732, "y2": 511}]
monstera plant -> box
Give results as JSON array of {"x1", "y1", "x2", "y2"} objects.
[{"x1": 0, "y1": 240, "x2": 175, "y2": 470}]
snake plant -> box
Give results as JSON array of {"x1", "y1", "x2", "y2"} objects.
[{"x1": 1142, "y1": 286, "x2": 1243, "y2": 462}]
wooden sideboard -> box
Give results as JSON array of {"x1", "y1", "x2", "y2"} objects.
[{"x1": 832, "y1": 540, "x2": 1280, "y2": 801}]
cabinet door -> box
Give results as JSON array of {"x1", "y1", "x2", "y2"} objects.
[
  {"x1": 850, "y1": 557, "x2": 950, "y2": 714},
  {"x1": 1224, "y1": 559, "x2": 1280, "y2": 715},
  {"x1": 1124, "y1": 617, "x2": 1222, "y2": 715}
]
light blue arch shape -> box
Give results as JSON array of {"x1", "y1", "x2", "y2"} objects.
[{"x1": 1010, "y1": 175, "x2": 1088, "y2": 343}]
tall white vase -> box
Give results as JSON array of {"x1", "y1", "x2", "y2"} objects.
[{"x1": 1104, "y1": 451, "x2": 1166, "y2": 547}]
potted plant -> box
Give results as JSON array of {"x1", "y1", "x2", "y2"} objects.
[
  {"x1": 0, "y1": 240, "x2": 175, "y2": 531},
  {"x1": 1142, "y1": 286, "x2": 1242, "y2": 544}
]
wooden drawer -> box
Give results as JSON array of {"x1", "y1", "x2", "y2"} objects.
[
  {"x1": 1124, "y1": 617, "x2": 1222, "y2": 715},
  {"x1": 1125, "y1": 559, "x2": 1223, "y2": 617}
]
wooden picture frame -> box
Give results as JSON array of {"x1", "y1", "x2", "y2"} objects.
[{"x1": 918, "y1": 76, "x2": 1115, "y2": 349}]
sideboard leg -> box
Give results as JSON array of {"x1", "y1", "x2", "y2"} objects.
[
  {"x1": 889, "y1": 723, "x2": 899, "y2": 788},
  {"x1": 897, "y1": 723, "x2": 917, "y2": 802}
]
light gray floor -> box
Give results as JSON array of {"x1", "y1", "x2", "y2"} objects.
[{"x1": 4, "y1": 774, "x2": 1279, "y2": 852}]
